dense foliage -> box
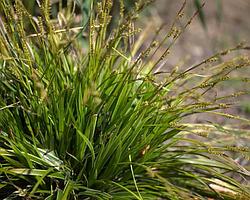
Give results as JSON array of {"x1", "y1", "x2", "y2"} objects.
[{"x1": 0, "y1": 0, "x2": 249, "y2": 199}]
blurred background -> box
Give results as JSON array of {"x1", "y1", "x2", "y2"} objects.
[
  {"x1": 149, "y1": 0, "x2": 250, "y2": 169},
  {"x1": 154, "y1": 0, "x2": 250, "y2": 66},
  {"x1": 145, "y1": 0, "x2": 250, "y2": 124}
]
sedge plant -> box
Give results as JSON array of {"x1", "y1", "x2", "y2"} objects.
[{"x1": 0, "y1": 0, "x2": 250, "y2": 199}]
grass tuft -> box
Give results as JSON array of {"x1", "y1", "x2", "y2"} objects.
[{"x1": 0, "y1": 0, "x2": 250, "y2": 199}]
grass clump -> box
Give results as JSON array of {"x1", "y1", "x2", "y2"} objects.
[{"x1": 0, "y1": 0, "x2": 250, "y2": 199}]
